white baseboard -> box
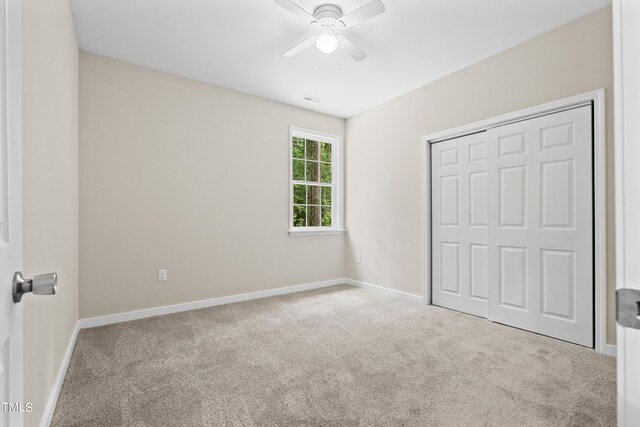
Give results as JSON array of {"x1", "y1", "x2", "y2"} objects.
[
  {"x1": 40, "y1": 321, "x2": 80, "y2": 427},
  {"x1": 345, "y1": 278, "x2": 423, "y2": 304},
  {"x1": 78, "y1": 278, "x2": 346, "y2": 329},
  {"x1": 604, "y1": 344, "x2": 616, "y2": 358}
]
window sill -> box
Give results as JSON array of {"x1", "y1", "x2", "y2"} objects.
[{"x1": 289, "y1": 228, "x2": 346, "y2": 237}]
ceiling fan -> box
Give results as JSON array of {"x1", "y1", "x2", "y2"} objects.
[{"x1": 276, "y1": 0, "x2": 386, "y2": 62}]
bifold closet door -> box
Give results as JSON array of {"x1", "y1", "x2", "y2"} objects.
[
  {"x1": 486, "y1": 105, "x2": 593, "y2": 347},
  {"x1": 432, "y1": 132, "x2": 488, "y2": 318}
]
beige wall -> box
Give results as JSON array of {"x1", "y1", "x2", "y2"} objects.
[
  {"x1": 21, "y1": 0, "x2": 79, "y2": 425},
  {"x1": 79, "y1": 53, "x2": 345, "y2": 318},
  {"x1": 345, "y1": 7, "x2": 616, "y2": 344}
]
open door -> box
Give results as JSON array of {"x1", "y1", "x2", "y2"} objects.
[
  {"x1": 0, "y1": 0, "x2": 23, "y2": 425},
  {"x1": 614, "y1": 1, "x2": 640, "y2": 425}
]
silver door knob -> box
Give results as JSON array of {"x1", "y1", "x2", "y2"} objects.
[{"x1": 12, "y1": 271, "x2": 57, "y2": 303}]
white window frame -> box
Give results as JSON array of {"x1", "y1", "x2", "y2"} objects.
[{"x1": 289, "y1": 126, "x2": 344, "y2": 236}]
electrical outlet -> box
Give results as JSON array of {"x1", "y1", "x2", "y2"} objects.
[
  {"x1": 158, "y1": 269, "x2": 167, "y2": 282},
  {"x1": 356, "y1": 254, "x2": 361, "y2": 264}
]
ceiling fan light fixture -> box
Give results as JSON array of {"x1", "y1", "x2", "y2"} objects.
[
  {"x1": 278, "y1": 0, "x2": 383, "y2": 61},
  {"x1": 316, "y1": 34, "x2": 339, "y2": 54}
]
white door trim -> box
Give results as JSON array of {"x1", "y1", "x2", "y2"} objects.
[
  {"x1": 612, "y1": 0, "x2": 626, "y2": 418},
  {"x1": 421, "y1": 89, "x2": 608, "y2": 354}
]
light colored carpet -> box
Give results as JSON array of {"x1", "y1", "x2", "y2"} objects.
[{"x1": 51, "y1": 285, "x2": 616, "y2": 426}]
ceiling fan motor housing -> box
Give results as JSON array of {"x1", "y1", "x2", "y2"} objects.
[{"x1": 314, "y1": 4, "x2": 344, "y2": 29}]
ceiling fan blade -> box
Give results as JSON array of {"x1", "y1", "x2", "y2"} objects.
[
  {"x1": 275, "y1": 0, "x2": 316, "y2": 22},
  {"x1": 339, "y1": 0, "x2": 385, "y2": 27},
  {"x1": 283, "y1": 35, "x2": 316, "y2": 57},
  {"x1": 340, "y1": 36, "x2": 367, "y2": 61}
]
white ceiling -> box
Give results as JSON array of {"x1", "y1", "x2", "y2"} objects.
[{"x1": 70, "y1": 0, "x2": 611, "y2": 118}]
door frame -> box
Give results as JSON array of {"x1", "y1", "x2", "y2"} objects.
[{"x1": 421, "y1": 89, "x2": 608, "y2": 354}]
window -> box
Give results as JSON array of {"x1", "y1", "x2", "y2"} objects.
[{"x1": 289, "y1": 127, "x2": 342, "y2": 235}]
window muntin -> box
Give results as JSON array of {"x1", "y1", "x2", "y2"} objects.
[{"x1": 290, "y1": 129, "x2": 341, "y2": 233}]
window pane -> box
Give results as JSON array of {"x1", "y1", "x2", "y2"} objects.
[
  {"x1": 320, "y1": 162, "x2": 332, "y2": 183},
  {"x1": 293, "y1": 206, "x2": 306, "y2": 227},
  {"x1": 293, "y1": 184, "x2": 306, "y2": 204},
  {"x1": 322, "y1": 207, "x2": 332, "y2": 226},
  {"x1": 309, "y1": 185, "x2": 320, "y2": 205},
  {"x1": 293, "y1": 159, "x2": 305, "y2": 181},
  {"x1": 306, "y1": 161, "x2": 319, "y2": 182},
  {"x1": 308, "y1": 205, "x2": 321, "y2": 227},
  {"x1": 290, "y1": 131, "x2": 338, "y2": 231},
  {"x1": 321, "y1": 142, "x2": 332, "y2": 162},
  {"x1": 321, "y1": 187, "x2": 332, "y2": 206},
  {"x1": 306, "y1": 139, "x2": 319, "y2": 160},
  {"x1": 292, "y1": 137, "x2": 305, "y2": 159}
]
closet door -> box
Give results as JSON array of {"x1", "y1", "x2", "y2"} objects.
[
  {"x1": 486, "y1": 106, "x2": 593, "y2": 347},
  {"x1": 432, "y1": 132, "x2": 488, "y2": 318}
]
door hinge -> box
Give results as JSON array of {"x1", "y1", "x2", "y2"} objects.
[{"x1": 616, "y1": 289, "x2": 640, "y2": 330}]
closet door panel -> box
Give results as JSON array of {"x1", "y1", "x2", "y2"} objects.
[
  {"x1": 432, "y1": 132, "x2": 488, "y2": 318},
  {"x1": 487, "y1": 105, "x2": 593, "y2": 347}
]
